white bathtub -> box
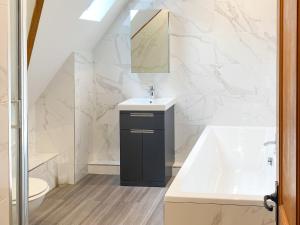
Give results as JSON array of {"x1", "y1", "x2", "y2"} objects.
[{"x1": 165, "y1": 126, "x2": 276, "y2": 225}]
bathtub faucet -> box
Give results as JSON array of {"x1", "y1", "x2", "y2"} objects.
[
  {"x1": 267, "y1": 157, "x2": 273, "y2": 166},
  {"x1": 263, "y1": 140, "x2": 276, "y2": 147}
]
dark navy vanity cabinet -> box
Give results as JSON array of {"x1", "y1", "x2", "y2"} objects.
[{"x1": 120, "y1": 106, "x2": 175, "y2": 187}]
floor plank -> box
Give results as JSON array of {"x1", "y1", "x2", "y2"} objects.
[{"x1": 29, "y1": 175, "x2": 169, "y2": 225}]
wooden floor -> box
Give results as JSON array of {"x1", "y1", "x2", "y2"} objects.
[{"x1": 29, "y1": 175, "x2": 169, "y2": 225}]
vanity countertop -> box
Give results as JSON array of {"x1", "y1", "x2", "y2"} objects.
[{"x1": 118, "y1": 97, "x2": 176, "y2": 111}]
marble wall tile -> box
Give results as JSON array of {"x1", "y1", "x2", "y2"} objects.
[
  {"x1": 32, "y1": 52, "x2": 94, "y2": 184},
  {"x1": 91, "y1": 0, "x2": 277, "y2": 164},
  {"x1": 74, "y1": 52, "x2": 94, "y2": 182},
  {"x1": 35, "y1": 55, "x2": 75, "y2": 184}
]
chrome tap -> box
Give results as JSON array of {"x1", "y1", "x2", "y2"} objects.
[
  {"x1": 267, "y1": 157, "x2": 273, "y2": 166},
  {"x1": 264, "y1": 140, "x2": 276, "y2": 166},
  {"x1": 263, "y1": 140, "x2": 276, "y2": 147},
  {"x1": 149, "y1": 85, "x2": 155, "y2": 103}
]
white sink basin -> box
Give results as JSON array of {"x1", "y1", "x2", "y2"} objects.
[{"x1": 118, "y1": 98, "x2": 176, "y2": 111}]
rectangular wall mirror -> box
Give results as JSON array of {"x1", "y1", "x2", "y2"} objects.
[{"x1": 131, "y1": 9, "x2": 170, "y2": 73}]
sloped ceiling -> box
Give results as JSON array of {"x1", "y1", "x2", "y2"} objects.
[{"x1": 28, "y1": 0, "x2": 129, "y2": 105}]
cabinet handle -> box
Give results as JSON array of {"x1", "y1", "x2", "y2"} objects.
[
  {"x1": 130, "y1": 113, "x2": 154, "y2": 117},
  {"x1": 130, "y1": 129, "x2": 144, "y2": 134},
  {"x1": 142, "y1": 129, "x2": 155, "y2": 134},
  {"x1": 130, "y1": 129, "x2": 155, "y2": 134}
]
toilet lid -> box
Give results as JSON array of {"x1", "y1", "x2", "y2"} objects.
[{"x1": 12, "y1": 178, "x2": 49, "y2": 201}]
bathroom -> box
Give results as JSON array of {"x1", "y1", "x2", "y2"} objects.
[{"x1": 0, "y1": 0, "x2": 299, "y2": 224}]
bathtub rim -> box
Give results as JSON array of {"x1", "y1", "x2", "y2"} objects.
[{"x1": 165, "y1": 125, "x2": 276, "y2": 207}]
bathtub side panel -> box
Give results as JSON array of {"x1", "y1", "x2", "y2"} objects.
[
  {"x1": 164, "y1": 202, "x2": 275, "y2": 225},
  {"x1": 221, "y1": 204, "x2": 275, "y2": 225},
  {"x1": 165, "y1": 202, "x2": 222, "y2": 225}
]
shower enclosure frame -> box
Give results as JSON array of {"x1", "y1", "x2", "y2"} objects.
[{"x1": 9, "y1": 0, "x2": 29, "y2": 224}]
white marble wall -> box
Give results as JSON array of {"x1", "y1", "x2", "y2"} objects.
[
  {"x1": 31, "y1": 52, "x2": 93, "y2": 184},
  {"x1": 35, "y1": 55, "x2": 76, "y2": 184},
  {"x1": 74, "y1": 52, "x2": 94, "y2": 182},
  {"x1": 91, "y1": 0, "x2": 277, "y2": 164},
  {"x1": 0, "y1": 0, "x2": 10, "y2": 224}
]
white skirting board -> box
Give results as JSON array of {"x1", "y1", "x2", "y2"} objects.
[{"x1": 88, "y1": 162, "x2": 182, "y2": 176}]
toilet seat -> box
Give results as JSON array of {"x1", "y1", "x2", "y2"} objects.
[
  {"x1": 28, "y1": 178, "x2": 49, "y2": 199},
  {"x1": 12, "y1": 177, "x2": 49, "y2": 204}
]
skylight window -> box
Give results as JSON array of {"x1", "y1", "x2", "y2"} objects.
[{"x1": 80, "y1": 0, "x2": 116, "y2": 22}]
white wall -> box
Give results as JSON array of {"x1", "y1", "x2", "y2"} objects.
[
  {"x1": 30, "y1": 52, "x2": 94, "y2": 184},
  {"x1": 0, "y1": 0, "x2": 10, "y2": 223},
  {"x1": 90, "y1": 0, "x2": 277, "y2": 165},
  {"x1": 74, "y1": 52, "x2": 94, "y2": 182},
  {"x1": 28, "y1": 0, "x2": 129, "y2": 106},
  {"x1": 35, "y1": 55, "x2": 76, "y2": 184}
]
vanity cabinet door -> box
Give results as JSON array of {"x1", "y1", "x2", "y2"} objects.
[
  {"x1": 120, "y1": 130, "x2": 142, "y2": 185},
  {"x1": 142, "y1": 130, "x2": 165, "y2": 185}
]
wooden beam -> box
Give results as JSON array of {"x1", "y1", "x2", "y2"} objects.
[
  {"x1": 278, "y1": 0, "x2": 300, "y2": 224},
  {"x1": 27, "y1": 0, "x2": 44, "y2": 67}
]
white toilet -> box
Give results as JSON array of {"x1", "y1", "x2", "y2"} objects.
[{"x1": 12, "y1": 177, "x2": 49, "y2": 213}]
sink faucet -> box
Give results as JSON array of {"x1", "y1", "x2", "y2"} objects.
[{"x1": 149, "y1": 85, "x2": 155, "y2": 102}]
